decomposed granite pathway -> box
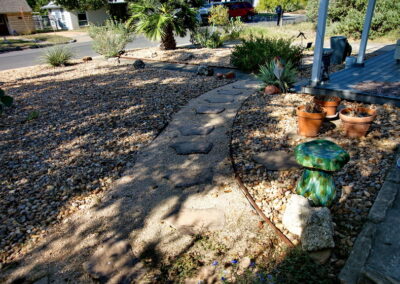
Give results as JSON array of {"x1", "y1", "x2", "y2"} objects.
[{"x1": 2, "y1": 79, "x2": 280, "y2": 284}]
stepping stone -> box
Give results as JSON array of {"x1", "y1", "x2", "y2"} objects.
[
  {"x1": 164, "y1": 208, "x2": 225, "y2": 234},
  {"x1": 252, "y1": 151, "x2": 300, "y2": 171},
  {"x1": 217, "y1": 89, "x2": 242, "y2": 96},
  {"x1": 178, "y1": 125, "x2": 215, "y2": 136},
  {"x1": 169, "y1": 167, "x2": 214, "y2": 188},
  {"x1": 170, "y1": 141, "x2": 213, "y2": 155},
  {"x1": 204, "y1": 97, "x2": 234, "y2": 103},
  {"x1": 83, "y1": 239, "x2": 138, "y2": 283},
  {"x1": 196, "y1": 106, "x2": 225, "y2": 114}
]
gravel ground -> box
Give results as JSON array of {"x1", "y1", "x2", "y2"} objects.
[
  {"x1": 124, "y1": 46, "x2": 234, "y2": 68},
  {"x1": 231, "y1": 91, "x2": 399, "y2": 274},
  {"x1": 0, "y1": 60, "x2": 228, "y2": 264}
]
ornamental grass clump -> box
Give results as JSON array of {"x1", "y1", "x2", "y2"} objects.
[
  {"x1": 89, "y1": 20, "x2": 134, "y2": 58},
  {"x1": 43, "y1": 46, "x2": 73, "y2": 67}
]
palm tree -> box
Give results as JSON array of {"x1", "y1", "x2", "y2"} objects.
[{"x1": 128, "y1": 0, "x2": 199, "y2": 50}]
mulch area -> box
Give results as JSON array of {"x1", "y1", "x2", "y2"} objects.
[
  {"x1": 231, "y1": 91, "x2": 399, "y2": 276},
  {"x1": 0, "y1": 60, "x2": 229, "y2": 264}
]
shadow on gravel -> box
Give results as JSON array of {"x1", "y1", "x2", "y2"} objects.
[{"x1": 0, "y1": 62, "x2": 233, "y2": 282}]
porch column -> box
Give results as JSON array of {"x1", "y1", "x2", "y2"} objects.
[
  {"x1": 311, "y1": 0, "x2": 330, "y2": 85},
  {"x1": 356, "y1": 0, "x2": 377, "y2": 65}
]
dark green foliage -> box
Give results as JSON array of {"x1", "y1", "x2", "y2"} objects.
[
  {"x1": 257, "y1": 0, "x2": 307, "y2": 12},
  {"x1": 54, "y1": 0, "x2": 107, "y2": 10},
  {"x1": 190, "y1": 27, "x2": 223, "y2": 48},
  {"x1": 27, "y1": 0, "x2": 50, "y2": 12},
  {"x1": 231, "y1": 36, "x2": 303, "y2": 73},
  {"x1": 306, "y1": 0, "x2": 400, "y2": 39},
  {"x1": 273, "y1": 248, "x2": 333, "y2": 284},
  {"x1": 0, "y1": 88, "x2": 14, "y2": 115}
]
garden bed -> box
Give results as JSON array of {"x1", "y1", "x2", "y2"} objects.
[
  {"x1": 0, "y1": 60, "x2": 228, "y2": 264},
  {"x1": 231, "y1": 91, "x2": 399, "y2": 275},
  {"x1": 124, "y1": 46, "x2": 234, "y2": 68}
]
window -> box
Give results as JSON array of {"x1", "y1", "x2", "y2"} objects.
[{"x1": 78, "y1": 12, "x2": 88, "y2": 26}]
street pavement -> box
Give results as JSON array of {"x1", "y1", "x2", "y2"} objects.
[{"x1": 0, "y1": 35, "x2": 191, "y2": 71}]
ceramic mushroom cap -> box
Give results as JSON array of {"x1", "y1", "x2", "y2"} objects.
[{"x1": 294, "y1": 139, "x2": 350, "y2": 172}]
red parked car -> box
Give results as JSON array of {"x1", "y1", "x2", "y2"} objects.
[
  {"x1": 224, "y1": 1, "x2": 256, "y2": 21},
  {"x1": 199, "y1": 1, "x2": 256, "y2": 23}
]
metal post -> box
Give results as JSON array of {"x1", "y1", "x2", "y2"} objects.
[
  {"x1": 311, "y1": 0, "x2": 330, "y2": 85},
  {"x1": 356, "y1": 0, "x2": 376, "y2": 65}
]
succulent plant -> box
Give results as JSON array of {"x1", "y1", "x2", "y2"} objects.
[
  {"x1": 315, "y1": 95, "x2": 339, "y2": 102},
  {"x1": 0, "y1": 88, "x2": 13, "y2": 114},
  {"x1": 304, "y1": 102, "x2": 323, "y2": 113},
  {"x1": 257, "y1": 57, "x2": 297, "y2": 93}
]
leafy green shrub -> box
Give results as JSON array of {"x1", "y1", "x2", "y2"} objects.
[
  {"x1": 231, "y1": 36, "x2": 303, "y2": 73},
  {"x1": 191, "y1": 27, "x2": 223, "y2": 48},
  {"x1": 89, "y1": 20, "x2": 134, "y2": 58},
  {"x1": 43, "y1": 46, "x2": 73, "y2": 67},
  {"x1": 258, "y1": 58, "x2": 297, "y2": 93},
  {"x1": 209, "y1": 5, "x2": 230, "y2": 26},
  {"x1": 0, "y1": 88, "x2": 13, "y2": 114},
  {"x1": 257, "y1": 0, "x2": 307, "y2": 12},
  {"x1": 222, "y1": 17, "x2": 245, "y2": 41},
  {"x1": 307, "y1": 0, "x2": 400, "y2": 39}
]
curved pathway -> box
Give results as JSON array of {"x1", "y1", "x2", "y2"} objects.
[{"x1": 3, "y1": 79, "x2": 281, "y2": 284}]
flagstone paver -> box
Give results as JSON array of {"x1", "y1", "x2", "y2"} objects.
[
  {"x1": 195, "y1": 105, "x2": 226, "y2": 114},
  {"x1": 170, "y1": 141, "x2": 214, "y2": 155},
  {"x1": 217, "y1": 89, "x2": 243, "y2": 96},
  {"x1": 178, "y1": 125, "x2": 215, "y2": 136},
  {"x1": 204, "y1": 97, "x2": 235, "y2": 103}
]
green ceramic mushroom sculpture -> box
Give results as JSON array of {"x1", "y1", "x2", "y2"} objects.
[{"x1": 294, "y1": 139, "x2": 350, "y2": 206}]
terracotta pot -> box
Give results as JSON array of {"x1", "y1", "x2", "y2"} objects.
[
  {"x1": 224, "y1": 71, "x2": 235, "y2": 79},
  {"x1": 314, "y1": 96, "x2": 341, "y2": 116},
  {"x1": 339, "y1": 107, "x2": 377, "y2": 138},
  {"x1": 264, "y1": 85, "x2": 280, "y2": 95},
  {"x1": 296, "y1": 106, "x2": 327, "y2": 137}
]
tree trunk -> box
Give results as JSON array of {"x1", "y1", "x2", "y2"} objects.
[{"x1": 160, "y1": 24, "x2": 176, "y2": 50}]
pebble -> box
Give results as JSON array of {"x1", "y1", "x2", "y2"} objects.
[
  {"x1": 0, "y1": 61, "x2": 228, "y2": 263},
  {"x1": 231, "y1": 91, "x2": 399, "y2": 266}
]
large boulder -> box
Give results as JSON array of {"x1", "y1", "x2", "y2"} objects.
[
  {"x1": 282, "y1": 194, "x2": 312, "y2": 236},
  {"x1": 301, "y1": 207, "x2": 335, "y2": 251},
  {"x1": 283, "y1": 194, "x2": 335, "y2": 251}
]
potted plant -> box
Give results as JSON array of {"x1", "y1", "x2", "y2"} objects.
[
  {"x1": 258, "y1": 57, "x2": 297, "y2": 95},
  {"x1": 313, "y1": 95, "x2": 341, "y2": 117},
  {"x1": 339, "y1": 107, "x2": 377, "y2": 138},
  {"x1": 296, "y1": 102, "x2": 326, "y2": 137}
]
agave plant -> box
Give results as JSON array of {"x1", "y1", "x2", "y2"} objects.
[
  {"x1": 257, "y1": 57, "x2": 297, "y2": 93},
  {"x1": 0, "y1": 88, "x2": 13, "y2": 114}
]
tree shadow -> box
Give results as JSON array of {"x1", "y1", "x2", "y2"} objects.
[{"x1": 0, "y1": 61, "x2": 237, "y2": 282}]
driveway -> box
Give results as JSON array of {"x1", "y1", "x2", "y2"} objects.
[{"x1": 0, "y1": 35, "x2": 191, "y2": 71}]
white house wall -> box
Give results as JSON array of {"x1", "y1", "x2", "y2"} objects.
[
  {"x1": 86, "y1": 7, "x2": 109, "y2": 26},
  {"x1": 68, "y1": 11, "x2": 81, "y2": 30}
]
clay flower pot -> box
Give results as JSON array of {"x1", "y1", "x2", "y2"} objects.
[
  {"x1": 264, "y1": 85, "x2": 280, "y2": 95},
  {"x1": 314, "y1": 96, "x2": 341, "y2": 117},
  {"x1": 339, "y1": 107, "x2": 377, "y2": 138},
  {"x1": 296, "y1": 106, "x2": 327, "y2": 137}
]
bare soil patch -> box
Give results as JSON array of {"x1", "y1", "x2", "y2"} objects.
[
  {"x1": 231, "y1": 91, "x2": 399, "y2": 278},
  {"x1": 0, "y1": 60, "x2": 228, "y2": 264}
]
